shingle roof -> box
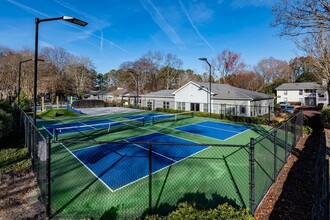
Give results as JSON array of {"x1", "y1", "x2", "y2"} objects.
[
  {"x1": 193, "y1": 82, "x2": 273, "y2": 100},
  {"x1": 276, "y1": 82, "x2": 325, "y2": 90},
  {"x1": 141, "y1": 90, "x2": 175, "y2": 97}
]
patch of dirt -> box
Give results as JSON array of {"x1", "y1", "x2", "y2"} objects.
[
  {"x1": 255, "y1": 109, "x2": 322, "y2": 220},
  {"x1": 0, "y1": 169, "x2": 45, "y2": 220}
]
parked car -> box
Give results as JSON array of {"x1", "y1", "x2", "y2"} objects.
[
  {"x1": 278, "y1": 102, "x2": 289, "y2": 109},
  {"x1": 283, "y1": 105, "x2": 295, "y2": 113}
]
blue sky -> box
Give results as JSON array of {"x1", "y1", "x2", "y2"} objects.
[{"x1": 0, "y1": 0, "x2": 298, "y2": 74}]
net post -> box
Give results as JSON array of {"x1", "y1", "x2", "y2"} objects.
[
  {"x1": 46, "y1": 135, "x2": 52, "y2": 219},
  {"x1": 148, "y1": 143, "x2": 152, "y2": 215},
  {"x1": 52, "y1": 128, "x2": 57, "y2": 142},
  {"x1": 274, "y1": 130, "x2": 278, "y2": 179},
  {"x1": 108, "y1": 122, "x2": 111, "y2": 133},
  {"x1": 249, "y1": 137, "x2": 255, "y2": 214}
]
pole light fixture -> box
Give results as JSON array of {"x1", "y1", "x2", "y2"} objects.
[
  {"x1": 199, "y1": 57, "x2": 212, "y2": 118},
  {"x1": 33, "y1": 16, "x2": 88, "y2": 125},
  {"x1": 18, "y1": 59, "x2": 32, "y2": 107}
]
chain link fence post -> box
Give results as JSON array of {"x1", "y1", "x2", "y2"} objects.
[
  {"x1": 249, "y1": 138, "x2": 255, "y2": 213},
  {"x1": 46, "y1": 135, "x2": 51, "y2": 219},
  {"x1": 284, "y1": 122, "x2": 288, "y2": 162},
  {"x1": 148, "y1": 143, "x2": 153, "y2": 216},
  {"x1": 274, "y1": 130, "x2": 278, "y2": 179}
]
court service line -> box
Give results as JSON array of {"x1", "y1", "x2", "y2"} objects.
[
  {"x1": 122, "y1": 139, "x2": 177, "y2": 162},
  {"x1": 192, "y1": 124, "x2": 241, "y2": 134}
]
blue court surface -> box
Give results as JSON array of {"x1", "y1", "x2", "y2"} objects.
[
  {"x1": 72, "y1": 132, "x2": 207, "y2": 191},
  {"x1": 43, "y1": 119, "x2": 121, "y2": 135},
  {"x1": 175, "y1": 121, "x2": 250, "y2": 141},
  {"x1": 124, "y1": 113, "x2": 172, "y2": 123}
]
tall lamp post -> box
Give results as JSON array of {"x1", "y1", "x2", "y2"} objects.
[
  {"x1": 33, "y1": 16, "x2": 88, "y2": 125},
  {"x1": 18, "y1": 59, "x2": 32, "y2": 107},
  {"x1": 199, "y1": 57, "x2": 212, "y2": 118}
]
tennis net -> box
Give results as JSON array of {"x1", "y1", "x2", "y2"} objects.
[
  {"x1": 152, "y1": 112, "x2": 194, "y2": 125},
  {"x1": 53, "y1": 117, "x2": 145, "y2": 141}
]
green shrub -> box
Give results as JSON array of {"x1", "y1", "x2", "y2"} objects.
[
  {"x1": 146, "y1": 202, "x2": 254, "y2": 220},
  {"x1": 39, "y1": 109, "x2": 82, "y2": 119},
  {"x1": 14, "y1": 91, "x2": 30, "y2": 111},
  {"x1": 0, "y1": 100, "x2": 13, "y2": 113},
  {"x1": 303, "y1": 125, "x2": 313, "y2": 135},
  {"x1": 0, "y1": 109, "x2": 13, "y2": 139},
  {"x1": 321, "y1": 108, "x2": 330, "y2": 128}
]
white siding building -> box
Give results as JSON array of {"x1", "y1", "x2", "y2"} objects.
[
  {"x1": 140, "y1": 81, "x2": 274, "y2": 117},
  {"x1": 275, "y1": 82, "x2": 328, "y2": 106}
]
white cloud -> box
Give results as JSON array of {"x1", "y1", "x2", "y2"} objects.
[{"x1": 231, "y1": 0, "x2": 274, "y2": 8}]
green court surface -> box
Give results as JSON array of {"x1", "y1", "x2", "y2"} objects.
[{"x1": 39, "y1": 110, "x2": 276, "y2": 219}]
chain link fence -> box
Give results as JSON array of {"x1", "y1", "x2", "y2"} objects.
[
  {"x1": 16, "y1": 108, "x2": 51, "y2": 217},
  {"x1": 16, "y1": 107, "x2": 303, "y2": 219}
]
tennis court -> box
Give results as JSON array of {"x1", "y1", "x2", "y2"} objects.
[
  {"x1": 72, "y1": 132, "x2": 207, "y2": 191},
  {"x1": 174, "y1": 121, "x2": 250, "y2": 141},
  {"x1": 38, "y1": 110, "x2": 274, "y2": 219}
]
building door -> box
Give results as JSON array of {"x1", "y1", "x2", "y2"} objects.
[
  {"x1": 147, "y1": 99, "x2": 155, "y2": 110},
  {"x1": 190, "y1": 103, "x2": 200, "y2": 111}
]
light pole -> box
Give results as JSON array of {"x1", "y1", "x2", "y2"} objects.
[
  {"x1": 18, "y1": 59, "x2": 32, "y2": 107},
  {"x1": 199, "y1": 57, "x2": 212, "y2": 118},
  {"x1": 33, "y1": 16, "x2": 88, "y2": 125}
]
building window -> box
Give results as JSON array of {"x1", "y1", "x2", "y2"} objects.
[
  {"x1": 258, "y1": 104, "x2": 261, "y2": 114},
  {"x1": 240, "y1": 106, "x2": 245, "y2": 114},
  {"x1": 204, "y1": 103, "x2": 208, "y2": 112},
  {"x1": 163, "y1": 101, "x2": 169, "y2": 109},
  {"x1": 181, "y1": 102, "x2": 185, "y2": 111},
  {"x1": 299, "y1": 89, "x2": 303, "y2": 95},
  {"x1": 147, "y1": 101, "x2": 152, "y2": 108},
  {"x1": 177, "y1": 102, "x2": 185, "y2": 111},
  {"x1": 163, "y1": 102, "x2": 170, "y2": 108},
  {"x1": 284, "y1": 90, "x2": 288, "y2": 95}
]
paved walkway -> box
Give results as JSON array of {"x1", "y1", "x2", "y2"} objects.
[{"x1": 76, "y1": 107, "x2": 144, "y2": 116}]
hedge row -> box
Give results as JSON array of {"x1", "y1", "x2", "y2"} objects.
[
  {"x1": 145, "y1": 202, "x2": 253, "y2": 220},
  {"x1": 154, "y1": 108, "x2": 279, "y2": 126}
]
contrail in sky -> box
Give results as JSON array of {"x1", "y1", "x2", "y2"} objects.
[
  {"x1": 178, "y1": 0, "x2": 217, "y2": 52},
  {"x1": 142, "y1": 0, "x2": 187, "y2": 50},
  {"x1": 100, "y1": 30, "x2": 104, "y2": 53}
]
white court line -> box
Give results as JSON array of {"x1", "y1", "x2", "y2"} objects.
[
  {"x1": 112, "y1": 141, "x2": 211, "y2": 192},
  {"x1": 192, "y1": 124, "x2": 240, "y2": 134},
  {"x1": 122, "y1": 139, "x2": 177, "y2": 162}
]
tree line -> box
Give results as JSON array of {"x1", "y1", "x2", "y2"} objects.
[{"x1": 1, "y1": 0, "x2": 328, "y2": 103}]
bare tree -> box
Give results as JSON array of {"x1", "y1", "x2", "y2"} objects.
[
  {"x1": 255, "y1": 57, "x2": 292, "y2": 85},
  {"x1": 65, "y1": 56, "x2": 96, "y2": 98},
  {"x1": 157, "y1": 53, "x2": 183, "y2": 90},
  {"x1": 214, "y1": 49, "x2": 246, "y2": 83},
  {"x1": 289, "y1": 56, "x2": 317, "y2": 81},
  {"x1": 272, "y1": 0, "x2": 330, "y2": 36}
]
